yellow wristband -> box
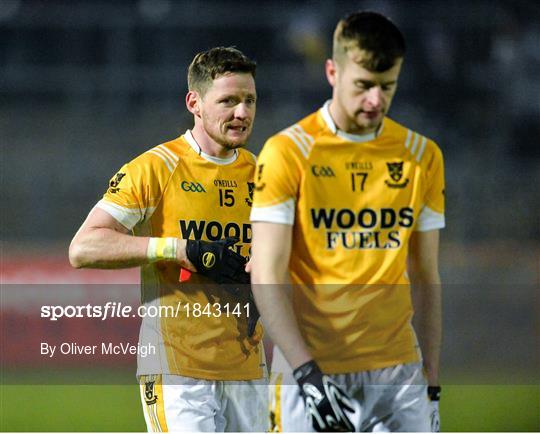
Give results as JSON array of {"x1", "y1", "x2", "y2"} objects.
[{"x1": 147, "y1": 237, "x2": 177, "y2": 262}]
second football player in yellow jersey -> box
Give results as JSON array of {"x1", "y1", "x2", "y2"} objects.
[
  {"x1": 70, "y1": 47, "x2": 267, "y2": 432},
  {"x1": 251, "y1": 12, "x2": 444, "y2": 432},
  {"x1": 251, "y1": 104, "x2": 444, "y2": 375}
]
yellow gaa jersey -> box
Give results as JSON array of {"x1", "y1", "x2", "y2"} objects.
[
  {"x1": 97, "y1": 130, "x2": 265, "y2": 380},
  {"x1": 251, "y1": 102, "x2": 445, "y2": 374}
]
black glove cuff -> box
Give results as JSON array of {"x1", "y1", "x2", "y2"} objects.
[
  {"x1": 428, "y1": 385, "x2": 441, "y2": 401},
  {"x1": 293, "y1": 360, "x2": 321, "y2": 384},
  {"x1": 185, "y1": 239, "x2": 204, "y2": 269}
]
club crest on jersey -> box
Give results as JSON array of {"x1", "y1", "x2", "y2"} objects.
[
  {"x1": 108, "y1": 172, "x2": 125, "y2": 193},
  {"x1": 384, "y1": 162, "x2": 409, "y2": 188},
  {"x1": 181, "y1": 181, "x2": 206, "y2": 193},
  {"x1": 245, "y1": 182, "x2": 255, "y2": 207},
  {"x1": 144, "y1": 380, "x2": 158, "y2": 405}
]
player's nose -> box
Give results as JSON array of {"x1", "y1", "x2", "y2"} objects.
[
  {"x1": 234, "y1": 102, "x2": 252, "y2": 120},
  {"x1": 366, "y1": 86, "x2": 383, "y2": 108}
]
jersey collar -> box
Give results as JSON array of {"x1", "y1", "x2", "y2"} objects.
[
  {"x1": 320, "y1": 100, "x2": 384, "y2": 143},
  {"x1": 184, "y1": 129, "x2": 239, "y2": 165}
]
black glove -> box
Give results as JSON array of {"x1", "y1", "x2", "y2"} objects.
[
  {"x1": 185, "y1": 237, "x2": 259, "y2": 337},
  {"x1": 428, "y1": 386, "x2": 441, "y2": 432},
  {"x1": 293, "y1": 360, "x2": 355, "y2": 432},
  {"x1": 185, "y1": 237, "x2": 249, "y2": 284}
]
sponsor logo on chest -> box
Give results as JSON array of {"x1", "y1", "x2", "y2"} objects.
[{"x1": 310, "y1": 207, "x2": 415, "y2": 250}]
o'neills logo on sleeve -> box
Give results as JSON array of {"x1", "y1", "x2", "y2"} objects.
[{"x1": 310, "y1": 207, "x2": 414, "y2": 249}]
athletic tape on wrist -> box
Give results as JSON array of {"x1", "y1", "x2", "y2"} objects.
[{"x1": 147, "y1": 237, "x2": 177, "y2": 262}]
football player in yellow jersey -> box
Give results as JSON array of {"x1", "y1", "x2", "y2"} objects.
[
  {"x1": 251, "y1": 12, "x2": 444, "y2": 432},
  {"x1": 69, "y1": 47, "x2": 268, "y2": 431}
]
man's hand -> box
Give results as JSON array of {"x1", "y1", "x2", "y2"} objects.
[
  {"x1": 185, "y1": 237, "x2": 250, "y2": 284},
  {"x1": 293, "y1": 360, "x2": 355, "y2": 432},
  {"x1": 428, "y1": 386, "x2": 441, "y2": 432},
  {"x1": 185, "y1": 237, "x2": 260, "y2": 337}
]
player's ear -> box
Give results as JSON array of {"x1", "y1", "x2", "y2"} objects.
[
  {"x1": 186, "y1": 91, "x2": 201, "y2": 117},
  {"x1": 325, "y1": 58, "x2": 337, "y2": 87}
]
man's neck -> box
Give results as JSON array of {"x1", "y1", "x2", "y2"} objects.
[{"x1": 191, "y1": 124, "x2": 235, "y2": 159}]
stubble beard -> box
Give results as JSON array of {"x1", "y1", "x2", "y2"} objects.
[
  {"x1": 353, "y1": 108, "x2": 386, "y2": 134},
  {"x1": 221, "y1": 139, "x2": 247, "y2": 150},
  {"x1": 203, "y1": 117, "x2": 250, "y2": 150}
]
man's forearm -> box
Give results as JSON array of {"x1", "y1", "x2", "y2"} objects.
[
  {"x1": 69, "y1": 227, "x2": 152, "y2": 269},
  {"x1": 250, "y1": 222, "x2": 312, "y2": 370},
  {"x1": 70, "y1": 206, "x2": 196, "y2": 270},
  {"x1": 408, "y1": 230, "x2": 442, "y2": 386},
  {"x1": 411, "y1": 277, "x2": 442, "y2": 385},
  {"x1": 251, "y1": 282, "x2": 312, "y2": 369}
]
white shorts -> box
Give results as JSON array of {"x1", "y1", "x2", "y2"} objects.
[
  {"x1": 269, "y1": 350, "x2": 431, "y2": 432},
  {"x1": 139, "y1": 374, "x2": 269, "y2": 432}
]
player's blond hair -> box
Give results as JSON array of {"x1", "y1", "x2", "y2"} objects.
[
  {"x1": 188, "y1": 47, "x2": 256, "y2": 96},
  {"x1": 333, "y1": 11, "x2": 406, "y2": 72}
]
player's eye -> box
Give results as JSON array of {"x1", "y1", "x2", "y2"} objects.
[
  {"x1": 220, "y1": 97, "x2": 236, "y2": 105},
  {"x1": 355, "y1": 80, "x2": 378, "y2": 91},
  {"x1": 354, "y1": 82, "x2": 367, "y2": 90}
]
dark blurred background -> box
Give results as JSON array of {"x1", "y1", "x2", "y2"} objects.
[
  {"x1": 0, "y1": 1, "x2": 538, "y2": 431},
  {"x1": 2, "y1": 0, "x2": 539, "y2": 251}
]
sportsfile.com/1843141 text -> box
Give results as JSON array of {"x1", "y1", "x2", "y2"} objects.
[{"x1": 40, "y1": 302, "x2": 251, "y2": 321}]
